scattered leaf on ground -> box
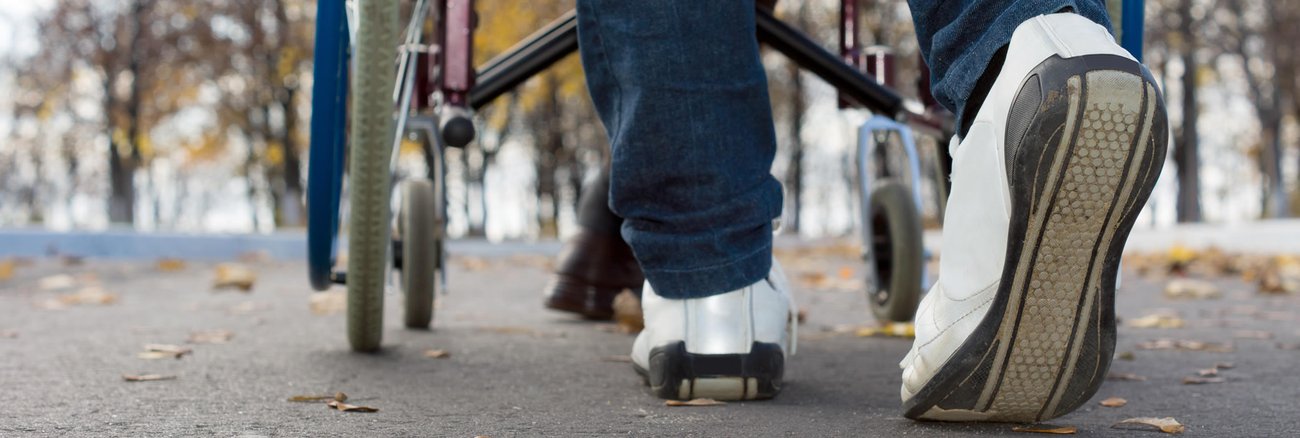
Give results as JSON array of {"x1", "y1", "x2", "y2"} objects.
[
  {"x1": 1214, "y1": 362, "x2": 1235, "y2": 369},
  {"x1": 213, "y1": 263, "x2": 256, "y2": 291},
  {"x1": 796, "y1": 308, "x2": 808, "y2": 324},
  {"x1": 187, "y1": 330, "x2": 234, "y2": 344},
  {"x1": 665, "y1": 398, "x2": 726, "y2": 407},
  {"x1": 1276, "y1": 342, "x2": 1300, "y2": 350},
  {"x1": 1128, "y1": 312, "x2": 1185, "y2": 329},
  {"x1": 309, "y1": 292, "x2": 346, "y2": 315},
  {"x1": 1113, "y1": 417, "x2": 1185, "y2": 434},
  {"x1": 1163, "y1": 279, "x2": 1221, "y2": 299},
  {"x1": 1099, "y1": 397, "x2": 1127, "y2": 407},
  {"x1": 138, "y1": 344, "x2": 192, "y2": 360},
  {"x1": 1136, "y1": 339, "x2": 1233, "y2": 353},
  {"x1": 123, "y1": 374, "x2": 176, "y2": 382},
  {"x1": 38, "y1": 274, "x2": 77, "y2": 291},
  {"x1": 1258, "y1": 255, "x2": 1300, "y2": 294},
  {"x1": 1233, "y1": 330, "x2": 1273, "y2": 340},
  {"x1": 61, "y1": 255, "x2": 85, "y2": 266},
  {"x1": 238, "y1": 250, "x2": 272, "y2": 264},
  {"x1": 1182, "y1": 376, "x2": 1225, "y2": 385},
  {"x1": 1011, "y1": 424, "x2": 1077, "y2": 434},
  {"x1": 288, "y1": 392, "x2": 347, "y2": 403},
  {"x1": 457, "y1": 257, "x2": 491, "y2": 271},
  {"x1": 156, "y1": 258, "x2": 187, "y2": 272},
  {"x1": 1116, "y1": 351, "x2": 1136, "y2": 361},
  {"x1": 38, "y1": 287, "x2": 120, "y2": 310},
  {"x1": 612, "y1": 289, "x2": 643, "y2": 333},
  {"x1": 0, "y1": 259, "x2": 15, "y2": 280},
  {"x1": 229, "y1": 301, "x2": 270, "y2": 315},
  {"x1": 855, "y1": 322, "x2": 915, "y2": 338},
  {"x1": 837, "y1": 266, "x2": 855, "y2": 279},
  {"x1": 1, "y1": 330, "x2": 17, "y2": 339},
  {"x1": 600, "y1": 355, "x2": 633, "y2": 363},
  {"x1": 1106, "y1": 372, "x2": 1148, "y2": 381},
  {"x1": 326, "y1": 399, "x2": 377, "y2": 412},
  {"x1": 1196, "y1": 368, "x2": 1219, "y2": 377},
  {"x1": 423, "y1": 349, "x2": 451, "y2": 359}
]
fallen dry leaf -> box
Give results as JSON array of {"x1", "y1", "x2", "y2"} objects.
[
  {"x1": 326, "y1": 399, "x2": 377, "y2": 412},
  {"x1": 238, "y1": 250, "x2": 272, "y2": 264},
  {"x1": 1233, "y1": 330, "x2": 1273, "y2": 340},
  {"x1": 1113, "y1": 417, "x2": 1185, "y2": 434},
  {"x1": 1163, "y1": 279, "x2": 1221, "y2": 299},
  {"x1": 61, "y1": 255, "x2": 85, "y2": 266},
  {"x1": 837, "y1": 266, "x2": 855, "y2": 279},
  {"x1": 309, "y1": 291, "x2": 346, "y2": 315},
  {"x1": 1257, "y1": 255, "x2": 1300, "y2": 294},
  {"x1": 1011, "y1": 424, "x2": 1077, "y2": 434},
  {"x1": 1182, "y1": 376, "x2": 1225, "y2": 385},
  {"x1": 123, "y1": 374, "x2": 176, "y2": 382},
  {"x1": 1136, "y1": 339, "x2": 1233, "y2": 353},
  {"x1": 1116, "y1": 351, "x2": 1136, "y2": 361},
  {"x1": 855, "y1": 322, "x2": 915, "y2": 338},
  {"x1": 38, "y1": 274, "x2": 77, "y2": 291},
  {"x1": 423, "y1": 349, "x2": 451, "y2": 359},
  {"x1": 1214, "y1": 362, "x2": 1235, "y2": 369},
  {"x1": 156, "y1": 258, "x2": 187, "y2": 272},
  {"x1": 1128, "y1": 312, "x2": 1185, "y2": 329},
  {"x1": 288, "y1": 392, "x2": 347, "y2": 403},
  {"x1": 1099, "y1": 397, "x2": 1127, "y2": 407},
  {"x1": 187, "y1": 330, "x2": 234, "y2": 344},
  {"x1": 1277, "y1": 342, "x2": 1300, "y2": 350},
  {"x1": 213, "y1": 263, "x2": 256, "y2": 291},
  {"x1": 0, "y1": 259, "x2": 15, "y2": 280},
  {"x1": 138, "y1": 344, "x2": 193, "y2": 360},
  {"x1": 612, "y1": 289, "x2": 643, "y2": 333},
  {"x1": 229, "y1": 301, "x2": 270, "y2": 315},
  {"x1": 665, "y1": 398, "x2": 726, "y2": 407},
  {"x1": 1, "y1": 330, "x2": 17, "y2": 339},
  {"x1": 1196, "y1": 368, "x2": 1219, "y2": 377},
  {"x1": 457, "y1": 257, "x2": 491, "y2": 271},
  {"x1": 38, "y1": 286, "x2": 120, "y2": 309},
  {"x1": 1106, "y1": 372, "x2": 1148, "y2": 382}
]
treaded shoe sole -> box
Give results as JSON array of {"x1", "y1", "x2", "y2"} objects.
[
  {"x1": 903, "y1": 54, "x2": 1168, "y2": 422},
  {"x1": 634, "y1": 341, "x2": 784, "y2": 401}
]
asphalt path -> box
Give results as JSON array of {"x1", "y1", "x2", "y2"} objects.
[{"x1": 1, "y1": 242, "x2": 1297, "y2": 436}]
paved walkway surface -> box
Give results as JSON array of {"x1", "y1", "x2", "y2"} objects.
[{"x1": 1, "y1": 240, "x2": 1298, "y2": 436}]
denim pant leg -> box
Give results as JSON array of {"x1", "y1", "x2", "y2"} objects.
[
  {"x1": 908, "y1": 0, "x2": 1112, "y2": 129},
  {"x1": 576, "y1": 0, "x2": 782, "y2": 299}
]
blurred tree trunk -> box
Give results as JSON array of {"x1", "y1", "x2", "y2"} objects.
[
  {"x1": 108, "y1": 0, "x2": 154, "y2": 225},
  {"x1": 1226, "y1": 0, "x2": 1288, "y2": 218},
  {"x1": 781, "y1": 2, "x2": 809, "y2": 234},
  {"x1": 273, "y1": 0, "x2": 306, "y2": 227},
  {"x1": 1173, "y1": 0, "x2": 1202, "y2": 222}
]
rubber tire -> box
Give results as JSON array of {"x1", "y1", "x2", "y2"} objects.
[
  {"x1": 867, "y1": 181, "x2": 924, "y2": 323},
  {"x1": 400, "y1": 179, "x2": 437, "y2": 329},
  {"x1": 345, "y1": 0, "x2": 400, "y2": 353}
]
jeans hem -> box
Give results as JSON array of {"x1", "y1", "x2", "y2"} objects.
[{"x1": 641, "y1": 243, "x2": 773, "y2": 299}]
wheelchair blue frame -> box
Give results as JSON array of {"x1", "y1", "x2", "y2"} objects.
[{"x1": 306, "y1": 0, "x2": 349, "y2": 291}]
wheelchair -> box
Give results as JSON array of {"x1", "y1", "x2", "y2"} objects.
[{"x1": 305, "y1": 0, "x2": 1147, "y2": 351}]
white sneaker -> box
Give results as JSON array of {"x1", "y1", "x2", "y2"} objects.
[
  {"x1": 632, "y1": 259, "x2": 796, "y2": 400},
  {"x1": 899, "y1": 13, "x2": 1167, "y2": 422}
]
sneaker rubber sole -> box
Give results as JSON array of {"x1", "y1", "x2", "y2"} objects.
[
  {"x1": 903, "y1": 54, "x2": 1168, "y2": 422},
  {"x1": 635, "y1": 341, "x2": 784, "y2": 401}
]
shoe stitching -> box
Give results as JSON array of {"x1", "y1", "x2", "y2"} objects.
[
  {"x1": 916, "y1": 284, "x2": 997, "y2": 352},
  {"x1": 939, "y1": 278, "x2": 1001, "y2": 303}
]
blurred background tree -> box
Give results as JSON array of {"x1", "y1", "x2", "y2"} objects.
[{"x1": 2, "y1": 0, "x2": 1297, "y2": 236}]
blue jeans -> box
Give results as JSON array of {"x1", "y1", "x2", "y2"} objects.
[{"x1": 576, "y1": 0, "x2": 1110, "y2": 299}]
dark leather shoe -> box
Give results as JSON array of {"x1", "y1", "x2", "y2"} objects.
[{"x1": 544, "y1": 230, "x2": 644, "y2": 319}]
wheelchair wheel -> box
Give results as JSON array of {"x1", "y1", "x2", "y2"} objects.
[
  {"x1": 345, "y1": 0, "x2": 400, "y2": 352},
  {"x1": 399, "y1": 179, "x2": 437, "y2": 329},
  {"x1": 867, "y1": 181, "x2": 924, "y2": 323}
]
